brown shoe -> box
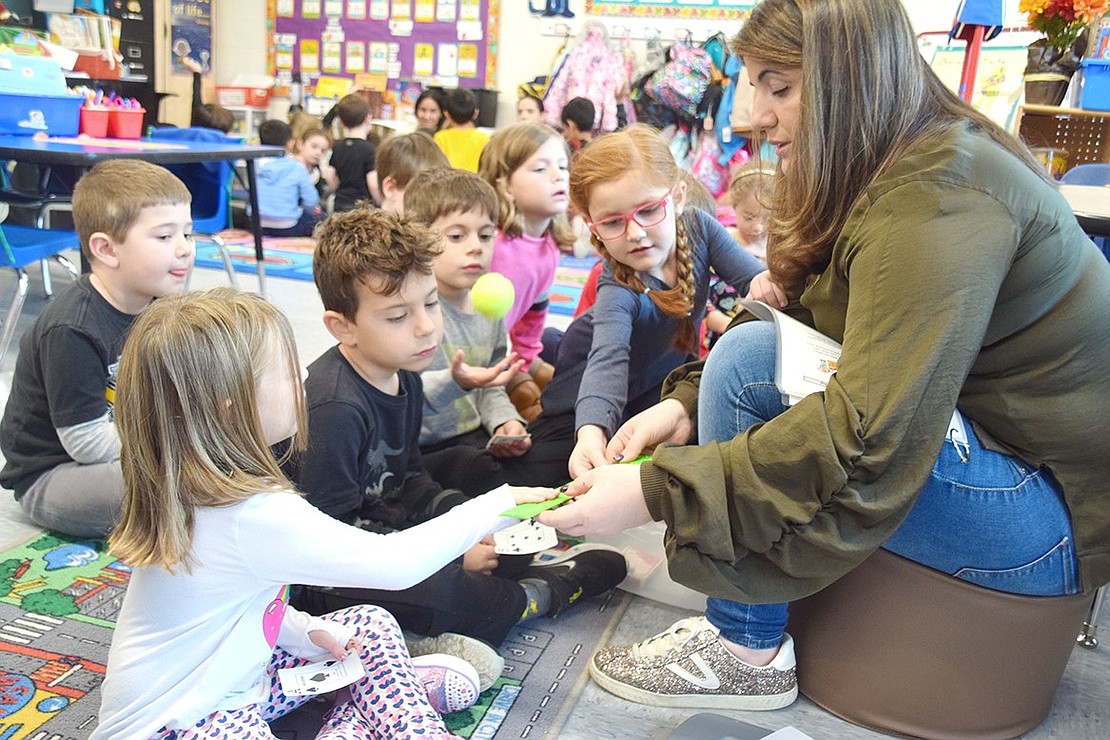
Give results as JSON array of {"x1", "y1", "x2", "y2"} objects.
[{"x1": 509, "y1": 378, "x2": 543, "y2": 421}]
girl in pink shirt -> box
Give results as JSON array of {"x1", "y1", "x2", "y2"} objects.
[{"x1": 479, "y1": 123, "x2": 576, "y2": 419}]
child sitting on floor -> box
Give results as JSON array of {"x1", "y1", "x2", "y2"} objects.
[
  {"x1": 256, "y1": 119, "x2": 324, "y2": 237},
  {"x1": 93, "y1": 288, "x2": 562, "y2": 738},
  {"x1": 286, "y1": 208, "x2": 627, "y2": 684}
]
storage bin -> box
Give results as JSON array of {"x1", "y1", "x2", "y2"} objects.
[
  {"x1": 0, "y1": 93, "x2": 83, "y2": 136},
  {"x1": 79, "y1": 106, "x2": 110, "y2": 138},
  {"x1": 107, "y1": 107, "x2": 145, "y2": 139},
  {"x1": 587, "y1": 521, "x2": 707, "y2": 611},
  {"x1": 1080, "y1": 58, "x2": 1110, "y2": 111},
  {"x1": 215, "y1": 86, "x2": 271, "y2": 109}
]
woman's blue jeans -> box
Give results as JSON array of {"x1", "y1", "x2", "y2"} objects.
[{"x1": 696, "y1": 322, "x2": 1079, "y2": 649}]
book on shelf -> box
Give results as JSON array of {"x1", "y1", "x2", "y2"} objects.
[{"x1": 739, "y1": 299, "x2": 841, "y2": 406}]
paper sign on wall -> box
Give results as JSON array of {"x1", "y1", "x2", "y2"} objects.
[
  {"x1": 276, "y1": 0, "x2": 295, "y2": 16},
  {"x1": 300, "y1": 40, "x2": 321, "y2": 73},
  {"x1": 348, "y1": 1, "x2": 367, "y2": 18},
  {"x1": 458, "y1": 42, "x2": 477, "y2": 77},
  {"x1": 325, "y1": 0, "x2": 344, "y2": 16},
  {"x1": 391, "y1": 0, "x2": 412, "y2": 20},
  {"x1": 414, "y1": 43, "x2": 434, "y2": 77},
  {"x1": 436, "y1": 0, "x2": 456, "y2": 22},
  {"x1": 437, "y1": 42, "x2": 458, "y2": 77},
  {"x1": 457, "y1": 20, "x2": 482, "y2": 41},
  {"x1": 370, "y1": 0, "x2": 389, "y2": 20},
  {"x1": 416, "y1": 0, "x2": 436, "y2": 22},
  {"x1": 368, "y1": 41, "x2": 388, "y2": 73},
  {"x1": 346, "y1": 41, "x2": 365, "y2": 73},
  {"x1": 303, "y1": 0, "x2": 322, "y2": 18},
  {"x1": 459, "y1": 0, "x2": 480, "y2": 21},
  {"x1": 274, "y1": 37, "x2": 295, "y2": 70},
  {"x1": 322, "y1": 41, "x2": 342, "y2": 72},
  {"x1": 389, "y1": 20, "x2": 413, "y2": 36}
]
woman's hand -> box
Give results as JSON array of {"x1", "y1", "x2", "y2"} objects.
[
  {"x1": 537, "y1": 464, "x2": 651, "y2": 536},
  {"x1": 747, "y1": 270, "x2": 788, "y2": 308},
  {"x1": 488, "y1": 420, "x2": 531, "y2": 458},
  {"x1": 451, "y1": 350, "x2": 524, "y2": 390},
  {"x1": 568, "y1": 424, "x2": 610, "y2": 478},
  {"x1": 462, "y1": 537, "x2": 499, "y2": 575},
  {"x1": 605, "y1": 398, "x2": 694, "y2": 463}
]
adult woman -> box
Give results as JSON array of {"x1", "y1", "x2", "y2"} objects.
[
  {"x1": 540, "y1": 0, "x2": 1110, "y2": 712},
  {"x1": 415, "y1": 89, "x2": 446, "y2": 134}
]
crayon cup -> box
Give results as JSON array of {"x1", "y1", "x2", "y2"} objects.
[
  {"x1": 79, "y1": 105, "x2": 110, "y2": 138},
  {"x1": 108, "y1": 107, "x2": 145, "y2": 139}
]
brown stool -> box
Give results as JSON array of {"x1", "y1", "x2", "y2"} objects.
[{"x1": 787, "y1": 548, "x2": 1094, "y2": 739}]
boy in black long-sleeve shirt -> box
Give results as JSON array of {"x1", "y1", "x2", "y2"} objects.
[{"x1": 287, "y1": 209, "x2": 625, "y2": 684}]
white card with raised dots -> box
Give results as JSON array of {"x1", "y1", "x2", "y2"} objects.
[
  {"x1": 277, "y1": 650, "x2": 364, "y2": 696},
  {"x1": 494, "y1": 519, "x2": 558, "y2": 555}
]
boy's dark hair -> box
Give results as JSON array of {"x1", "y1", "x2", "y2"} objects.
[
  {"x1": 335, "y1": 93, "x2": 371, "y2": 129},
  {"x1": 72, "y1": 160, "x2": 192, "y2": 262},
  {"x1": 443, "y1": 88, "x2": 478, "y2": 125},
  {"x1": 404, "y1": 168, "x2": 498, "y2": 227},
  {"x1": 375, "y1": 131, "x2": 450, "y2": 189},
  {"x1": 313, "y1": 209, "x2": 443, "y2": 321},
  {"x1": 191, "y1": 103, "x2": 236, "y2": 134},
  {"x1": 258, "y1": 119, "x2": 293, "y2": 147},
  {"x1": 561, "y1": 97, "x2": 595, "y2": 132}
]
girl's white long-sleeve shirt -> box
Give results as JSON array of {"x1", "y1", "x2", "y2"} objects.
[{"x1": 92, "y1": 486, "x2": 516, "y2": 739}]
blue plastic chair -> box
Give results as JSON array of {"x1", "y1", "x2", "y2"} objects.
[
  {"x1": 0, "y1": 220, "x2": 80, "y2": 365},
  {"x1": 1060, "y1": 163, "x2": 1110, "y2": 258},
  {"x1": 148, "y1": 126, "x2": 240, "y2": 287}
]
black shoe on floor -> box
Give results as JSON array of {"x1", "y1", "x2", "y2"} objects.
[{"x1": 522, "y1": 545, "x2": 628, "y2": 617}]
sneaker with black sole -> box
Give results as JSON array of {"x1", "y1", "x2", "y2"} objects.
[
  {"x1": 407, "y1": 631, "x2": 504, "y2": 691},
  {"x1": 522, "y1": 546, "x2": 628, "y2": 616},
  {"x1": 589, "y1": 616, "x2": 798, "y2": 710},
  {"x1": 411, "y1": 653, "x2": 481, "y2": 714}
]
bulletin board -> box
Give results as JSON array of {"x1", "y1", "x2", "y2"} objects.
[
  {"x1": 266, "y1": 0, "x2": 499, "y2": 95},
  {"x1": 585, "y1": 0, "x2": 754, "y2": 21}
]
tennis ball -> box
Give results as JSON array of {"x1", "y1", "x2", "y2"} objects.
[{"x1": 471, "y1": 272, "x2": 516, "y2": 319}]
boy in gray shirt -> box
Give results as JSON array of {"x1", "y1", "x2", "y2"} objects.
[{"x1": 406, "y1": 169, "x2": 571, "y2": 491}]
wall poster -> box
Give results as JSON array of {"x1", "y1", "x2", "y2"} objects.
[{"x1": 266, "y1": 0, "x2": 499, "y2": 97}]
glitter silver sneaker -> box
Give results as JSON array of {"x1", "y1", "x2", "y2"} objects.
[{"x1": 589, "y1": 616, "x2": 798, "y2": 710}]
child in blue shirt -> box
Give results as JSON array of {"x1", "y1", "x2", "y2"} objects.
[{"x1": 256, "y1": 119, "x2": 324, "y2": 237}]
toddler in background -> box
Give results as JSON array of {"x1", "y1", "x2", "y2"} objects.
[
  {"x1": 94, "y1": 288, "x2": 558, "y2": 738},
  {"x1": 256, "y1": 119, "x2": 324, "y2": 237},
  {"x1": 478, "y1": 122, "x2": 576, "y2": 420},
  {"x1": 704, "y1": 165, "x2": 774, "y2": 351},
  {"x1": 293, "y1": 125, "x2": 339, "y2": 201},
  {"x1": 728, "y1": 162, "x2": 774, "y2": 261},
  {"x1": 374, "y1": 131, "x2": 451, "y2": 213}
]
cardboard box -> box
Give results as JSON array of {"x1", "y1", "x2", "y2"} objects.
[{"x1": 215, "y1": 86, "x2": 271, "y2": 109}]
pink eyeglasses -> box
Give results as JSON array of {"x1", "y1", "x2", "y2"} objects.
[{"x1": 587, "y1": 188, "x2": 676, "y2": 241}]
